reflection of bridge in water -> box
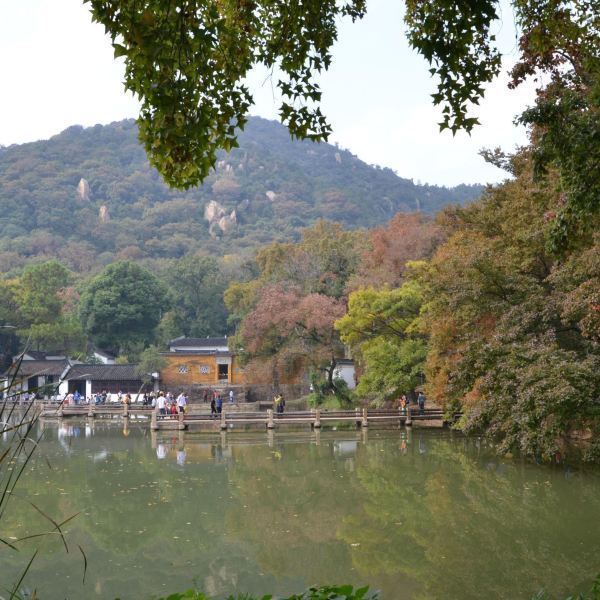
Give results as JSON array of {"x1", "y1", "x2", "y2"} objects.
[
  {"x1": 149, "y1": 427, "x2": 427, "y2": 468},
  {"x1": 34, "y1": 415, "x2": 436, "y2": 469}
]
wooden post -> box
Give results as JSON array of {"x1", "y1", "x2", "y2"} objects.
[
  {"x1": 266, "y1": 409, "x2": 275, "y2": 429},
  {"x1": 220, "y1": 408, "x2": 227, "y2": 430},
  {"x1": 151, "y1": 408, "x2": 159, "y2": 431},
  {"x1": 123, "y1": 402, "x2": 129, "y2": 419},
  {"x1": 178, "y1": 409, "x2": 186, "y2": 430},
  {"x1": 88, "y1": 401, "x2": 95, "y2": 418},
  {"x1": 405, "y1": 406, "x2": 412, "y2": 427},
  {"x1": 362, "y1": 407, "x2": 369, "y2": 428},
  {"x1": 314, "y1": 408, "x2": 321, "y2": 429}
]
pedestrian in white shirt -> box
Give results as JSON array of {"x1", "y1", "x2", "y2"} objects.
[
  {"x1": 157, "y1": 392, "x2": 167, "y2": 416},
  {"x1": 176, "y1": 392, "x2": 187, "y2": 413}
]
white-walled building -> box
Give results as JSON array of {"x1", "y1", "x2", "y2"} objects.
[
  {"x1": 333, "y1": 359, "x2": 356, "y2": 390},
  {"x1": 91, "y1": 349, "x2": 116, "y2": 365},
  {"x1": 3, "y1": 351, "x2": 73, "y2": 397},
  {"x1": 58, "y1": 364, "x2": 148, "y2": 399}
]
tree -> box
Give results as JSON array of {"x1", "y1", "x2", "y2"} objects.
[
  {"x1": 0, "y1": 281, "x2": 19, "y2": 369},
  {"x1": 511, "y1": 0, "x2": 600, "y2": 247},
  {"x1": 136, "y1": 345, "x2": 167, "y2": 383},
  {"x1": 336, "y1": 278, "x2": 427, "y2": 402},
  {"x1": 79, "y1": 261, "x2": 169, "y2": 354},
  {"x1": 4, "y1": 261, "x2": 87, "y2": 356},
  {"x1": 240, "y1": 283, "x2": 347, "y2": 393},
  {"x1": 421, "y1": 151, "x2": 600, "y2": 459},
  {"x1": 15, "y1": 261, "x2": 73, "y2": 326},
  {"x1": 162, "y1": 254, "x2": 229, "y2": 338},
  {"x1": 225, "y1": 221, "x2": 364, "y2": 393},
  {"x1": 349, "y1": 213, "x2": 444, "y2": 290},
  {"x1": 85, "y1": 0, "x2": 571, "y2": 188},
  {"x1": 26, "y1": 319, "x2": 87, "y2": 356}
]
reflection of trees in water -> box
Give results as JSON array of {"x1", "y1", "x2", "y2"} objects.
[
  {"x1": 338, "y1": 435, "x2": 600, "y2": 600},
  {"x1": 2, "y1": 426, "x2": 240, "y2": 598},
  {"x1": 5, "y1": 426, "x2": 600, "y2": 599},
  {"x1": 224, "y1": 439, "x2": 361, "y2": 585}
]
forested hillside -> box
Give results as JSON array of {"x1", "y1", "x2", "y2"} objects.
[{"x1": 0, "y1": 118, "x2": 481, "y2": 275}]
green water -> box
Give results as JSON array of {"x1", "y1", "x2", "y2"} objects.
[{"x1": 2, "y1": 420, "x2": 600, "y2": 600}]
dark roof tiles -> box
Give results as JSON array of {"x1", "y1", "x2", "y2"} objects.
[
  {"x1": 169, "y1": 337, "x2": 228, "y2": 348},
  {"x1": 11, "y1": 359, "x2": 70, "y2": 377},
  {"x1": 64, "y1": 364, "x2": 142, "y2": 381}
]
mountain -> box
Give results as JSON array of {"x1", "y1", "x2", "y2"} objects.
[{"x1": 0, "y1": 118, "x2": 482, "y2": 274}]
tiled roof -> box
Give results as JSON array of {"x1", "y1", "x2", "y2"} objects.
[
  {"x1": 169, "y1": 336, "x2": 228, "y2": 348},
  {"x1": 161, "y1": 350, "x2": 232, "y2": 356},
  {"x1": 64, "y1": 364, "x2": 142, "y2": 381},
  {"x1": 9, "y1": 359, "x2": 70, "y2": 377}
]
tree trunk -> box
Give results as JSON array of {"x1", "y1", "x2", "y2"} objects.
[{"x1": 327, "y1": 357, "x2": 337, "y2": 393}]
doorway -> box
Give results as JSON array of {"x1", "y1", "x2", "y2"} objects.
[{"x1": 218, "y1": 364, "x2": 229, "y2": 382}]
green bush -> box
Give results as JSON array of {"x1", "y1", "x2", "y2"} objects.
[
  {"x1": 308, "y1": 372, "x2": 355, "y2": 408},
  {"x1": 156, "y1": 585, "x2": 377, "y2": 600}
]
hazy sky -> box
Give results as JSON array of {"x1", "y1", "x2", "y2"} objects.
[{"x1": 0, "y1": 0, "x2": 536, "y2": 186}]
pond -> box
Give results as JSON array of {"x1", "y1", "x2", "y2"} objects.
[{"x1": 2, "y1": 419, "x2": 600, "y2": 599}]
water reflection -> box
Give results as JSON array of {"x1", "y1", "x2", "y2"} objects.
[{"x1": 2, "y1": 422, "x2": 600, "y2": 600}]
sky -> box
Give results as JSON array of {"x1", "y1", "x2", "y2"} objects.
[{"x1": 0, "y1": 0, "x2": 536, "y2": 186}]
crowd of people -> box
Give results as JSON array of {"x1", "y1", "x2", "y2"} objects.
[
  {"x1": 26, "y1": 386, "x2": 428, "y2": 416},
  {"x1": 47, "y1": 389, "x2": 239, "y2": 413},
  {"x1": 153, "y1": 389, "x2": 238, "y2": 418},
  {"x1": 153, "y1": 391, "x2": 188, "y2": 416}
]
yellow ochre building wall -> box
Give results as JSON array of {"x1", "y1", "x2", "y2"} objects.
[
  {"x1": 160, "y1": 353, "x2": 304, "y2": 389},
  {"x1": 160, "y1": 354, "x2": 246, "y2": 388}
]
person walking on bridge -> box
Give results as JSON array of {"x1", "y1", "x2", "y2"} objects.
[
  {"x1": 417, "y1": 391, "x2": 426, "y2": 415},
  {"x1": 399, "y1": 395, "x2": 407, "y2": 414},
  {"x1": 157, "y1": 392, "x2": 167, "y2": 417},
  {"x1": 176, "y1": 392, "x2": 187, "y2": 414}
]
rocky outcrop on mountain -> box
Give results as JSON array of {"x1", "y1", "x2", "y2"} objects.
[
  {"x1": 76, "y1": 178, "x2": 90, "y2": 201},
  {"x1": 99, "y1": 205, "x2": 110, "y2": 223},
  {"x1": 205, "y1": 200, "x2": 237, "y2": 237},
  {"x1": 218, "y1": 210, "x2": 237, "y2": 234},
  {"x1": 0, "y1": 117, "x2": 484, "y2": 270},
  {"x1": 204, "y1": 200, "x2": 224, "y2": 223}
]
